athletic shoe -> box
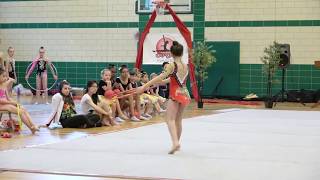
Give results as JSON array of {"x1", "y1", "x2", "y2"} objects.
[
  {"x1": 48, "y1": 122, "x2": 63, "y2": 130},
  {"x1": 244, "y1": 93, "x2": 258, "y2": 100},
  {"x1": 115, "y1": 117, "x2": 125, "y2": 123},
  {"x1": 143, "y1": 113, "x2": 152, "y2": 118},
  {"x1": 139, "y1": 115, "x2": 149, "y2": 120},
  {"x1": 130, "y1": 116, "x2": 141, "y2": 122}
]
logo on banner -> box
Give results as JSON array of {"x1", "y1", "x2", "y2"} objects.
[
  {"x1": 153, "y1": 35, "x2": 173, "y2": 59},
  {"x1": 143, "y1": 33, "x2": 188, "y2": 64}
]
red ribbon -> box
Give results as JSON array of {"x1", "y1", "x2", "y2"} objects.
[{"x1": 135, "y1": 4, "x2": 199, "y2": 101}]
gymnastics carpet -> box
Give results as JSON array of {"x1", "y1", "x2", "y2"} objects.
[{"x1": 1, "y1": 109, "x2": 320, "y2": 180}]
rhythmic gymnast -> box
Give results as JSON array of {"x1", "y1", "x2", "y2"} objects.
[
  {"x1": 137, "y1": 41, "x2": 191, "y2": 154},
  {"x1": 25, "y1": 47, "x2": 58, "y2": 104},
  {"x1": 5, "y1": 47, "x2": 17, "y2": 96},
  {"x1": 0, "y1": 68, "x2": 39, "y2": 134}
]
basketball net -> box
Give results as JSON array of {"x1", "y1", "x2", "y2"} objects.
[{"x1": 153, "y1": 0, "x2": 167, "y2": 15}]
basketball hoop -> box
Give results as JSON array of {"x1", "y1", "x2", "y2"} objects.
[{"x1": 153, "y1": 0, "x2": 167, "y2": 15}]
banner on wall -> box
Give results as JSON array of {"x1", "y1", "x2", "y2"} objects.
[{"x1": 143, "y1": 33, "x2": 188, "y2": 65}]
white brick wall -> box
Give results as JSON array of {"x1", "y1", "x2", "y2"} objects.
[
  {"x1": 0, "y1": 0, "x2": 138, "y2": 23},
  {"x1": 150, "y1": 27, "x2": 193, "y2": 37},
  {"x1": 206, "y1": 0, "x2": 320, "y2": 21},
  {"x1": 0, "y1": 0, "x2": 193, "y2": 64},
  {"x1": 205, "y1": 0, "x2": 320, "y2": 65},
  {"x1": 1, "y1": 0, "x2": 318, "y2": 65},
  {"x1": 0, "y1": 28, "x2": 138, "y2": 62},
  {"x1": 205, "y1": 27, "x2": 320, "y2": 64},
  {"x1": 0, "y1": 0, "x2": 193, "y2": 23}
]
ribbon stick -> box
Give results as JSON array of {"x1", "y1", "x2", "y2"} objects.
[
  {"x1": 120, "y1": 88, "x2": 137, "y2": 94},
  {"x1": 17, "y1": 104, "x2": 22, "y2": 129},
  {"x1": 115, "y1": 89, "x2": 138, "y2": 99}
]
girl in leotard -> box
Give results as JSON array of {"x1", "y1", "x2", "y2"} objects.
[
  {"x1": 137, "y1": 41, "x2": 190, "y2": 154},
  {"x1": 25, "y1": 47, "x2": 58, "y2": 104},
  {"x1": 0, "y1": 68, "x2": 39, "y2": 134},
  {"x1": 5, "y1": 47, "x2": 17, "y2": 96}
]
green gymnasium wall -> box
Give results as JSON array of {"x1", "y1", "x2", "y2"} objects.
[
  {"x1": 240, "y1": 64, "x2": 320, "y2": 97},
  {"x1": 15, "y1": 61, "x2": 166, "y2": 90},
  {"x1": 15, "y1": 60, "x2": 320, "y2": 98},
  {"x1": 202, "y1": 41, "x2": 240, "y2": 98}
]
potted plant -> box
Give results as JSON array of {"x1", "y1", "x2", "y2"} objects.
[
  {"x1": 193, "y1": 41, "x2": 216, "y2": 108},
  {"x1": 260, "y1": 41, "x2": 282, "y2": 108}
]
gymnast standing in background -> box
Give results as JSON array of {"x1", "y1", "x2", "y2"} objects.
[
  {"x1": 25, "y1": 47, "x2": 58, "y2": 104},
  {"x1": 5, "y1": 47, "x2": 17, "y2": 96}
]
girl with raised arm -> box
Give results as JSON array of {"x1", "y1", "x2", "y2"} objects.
[{"x1": 137, "y1": 41, "x2": 191, "y2": 154}]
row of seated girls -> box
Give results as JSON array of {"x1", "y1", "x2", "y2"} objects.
[
  {"x1": 0, "y1": 47, "x2": 169, "y2": 133},
  {"x1": 46, "y1": 65, "x2": 168, "y2": 129}
]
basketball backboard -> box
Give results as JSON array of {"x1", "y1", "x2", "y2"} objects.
[{"x1": 135, "y1": 0, "x2": 192, "y2": 14}]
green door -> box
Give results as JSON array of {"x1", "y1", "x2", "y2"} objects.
[{"x1": 201, "y1": 41, "x2": 240, "y2": 97}]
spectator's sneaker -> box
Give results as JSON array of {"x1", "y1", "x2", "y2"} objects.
[
  {"x1": 159, "y1": 108, "x2": 166, "y2": 113},
  {"x1": 119, "y1": 114, "x2": 129, "y2": 120},
  {"x1": 130, "y1": 116, "x2": 141, "y2": 122},
  {"x1": 48, "y1": 122, "x2": 63, "y2": 130},
  {"x1": 139, "y1": 115, "x2": 149, "y2": 120},
  {"x1": 143, "y1": 113, "x2": 152, "y2": 118},
  {"x1": 115, "y1": 117, "x2": 125, "y2": 123},
  {"x1": 111, "y1": 120, "x2": 119, "y2": 126}
]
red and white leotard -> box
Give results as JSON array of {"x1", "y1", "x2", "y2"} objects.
[{"x1": 168, "y1": 62, "x2": 191, "y2": 105}]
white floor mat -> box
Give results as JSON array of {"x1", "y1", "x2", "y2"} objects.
[{"x1": 1, "y1": 109, "x2": 320, "y2": 180}]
